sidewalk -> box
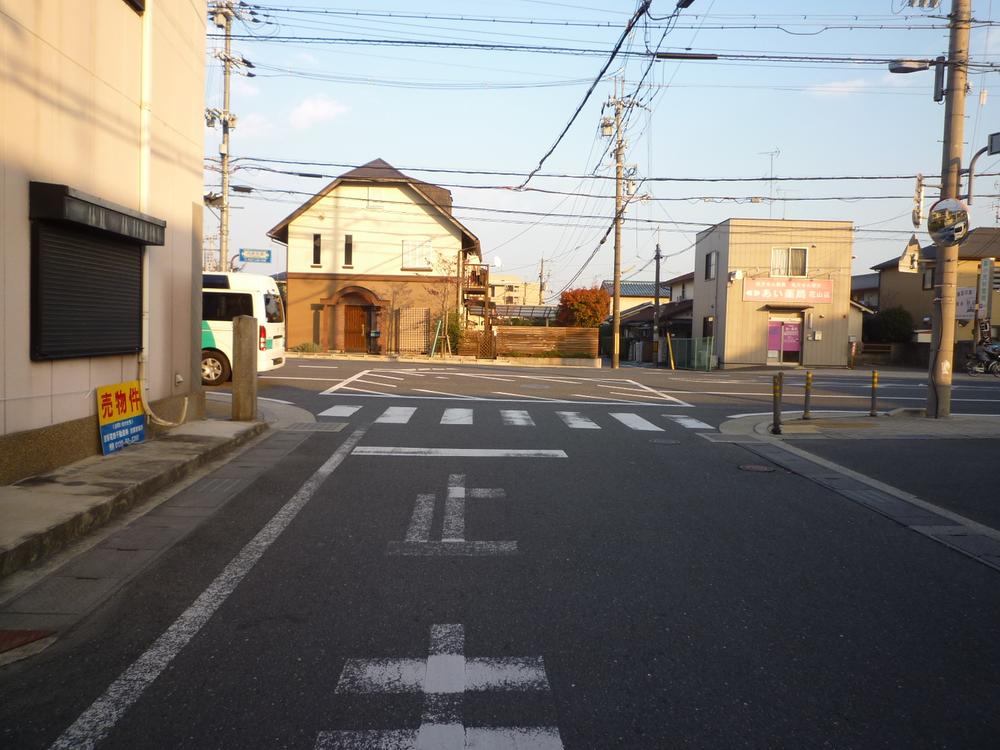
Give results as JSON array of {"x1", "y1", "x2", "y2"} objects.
[
  {"x1": 0, "y1": 396, "x2": 312, "y2": 582},
  {"x1": 720, "y1": 407, "x2": 1000, "y2": 439}
]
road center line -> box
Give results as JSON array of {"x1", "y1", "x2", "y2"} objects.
[
  {"x1": 50, "y1": 425, "x2": 371, "y2": 750},
  {"x1": 352, "y1": 447, "x2": 567, "y2": 458}
]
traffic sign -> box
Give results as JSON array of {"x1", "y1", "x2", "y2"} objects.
[{"x1": 239, "y1": 248, "x2": 271, "y2": 263}]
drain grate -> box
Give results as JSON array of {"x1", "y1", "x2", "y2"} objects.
[{"x1": 282, "y1": 422, "x2": 347, "y2": 432}]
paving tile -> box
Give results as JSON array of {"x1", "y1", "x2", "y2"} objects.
[{"x1": 5, "y1": 576, "x2": 122, "y2": 615}]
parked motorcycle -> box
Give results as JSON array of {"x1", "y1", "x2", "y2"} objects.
[{"x1": 965, "y1": 350, "x2": 1000, "y2": 376}]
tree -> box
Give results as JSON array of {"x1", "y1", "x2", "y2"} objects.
[
  {"x1": 556, "y1": 287, "x2": 610, "y2": 328},
  {"x1": 863, "y1": 305, "x2": 914, "y2": 343}
]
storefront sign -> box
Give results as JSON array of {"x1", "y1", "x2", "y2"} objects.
[
  {"x1": 743, "y1": 278, "x2": 833, "y2": 303},
  {"x1": 956, "y1": 286, "x2": 977, "y2": 321},
  {"x1": 96, "y1": 380, "x2": 146, "y2": 455}
]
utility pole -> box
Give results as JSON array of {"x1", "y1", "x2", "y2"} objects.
[
  {"x1": 215, "y1": 2, "x2": 233, "y2": 272},
  {"x1": 928, "y1": 0, "x2": 971, "y2": 418},
  {"x1": 653, "y1": 239, "x2": 662, "y2": 366},
  {"x1": 538, "y1": 257, "x2": 545, "y2": 304},
  {"x1": 609, "y1": 78, "x2": 625, "y2": 369}
]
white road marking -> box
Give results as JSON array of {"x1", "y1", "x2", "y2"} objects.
[
  {"x1": 376, "y1": 407, "x2": 418, "y2": 424},
  {"x1": 413, "y1": 388, "x2": 476, "y2": 399},
  {"x1": 260, "y1": 376, "x2": 346, "y2": 383},
  {"x1": 726, "y1": 409, "x2": 867, "y2": 419},
  {"x1": 624, "y1": 379, "x2": 693, "y2": 407},
  {"x1": 610, "y1": 413, "x2": 664, "y2": 431},
  {"x1": 341, "y1": 386, "x2": 393, "y2": 395},
  {"x1": 500, "y1": 410, "x2": 535, "y2": 426},
  {"x1": 52, "y1": 426, "x2": 370, "y2": 750},
  {"x1": 356, "y1": 379, "x2": 398, "y2": 388},
  {"x1": 297, "y1": 365, "x2": 340, "y2": 369},
  {"x1": 441, "y1": 408, "x2": 474, "y2": 425},
  {"x1": 444, "y1": 372, "x2": 516, "y2": 382},
  {"x1": 514, "y1": 375, "x2": 582, "y2": 384},
  {"x1": 405, "y1": 494, "x2": 436, "y2": 542},
  {"x1": 366, "y1": 373, "x2": 405, "y2": 381},
  {"x1": 322, "y1": 624, "x2": 563, "y2": 750},
  {"x1": 321, "y1": 369, "x2": 372, "y2": 394},
  {"x1": 664, "y1": 415, "x2": 714, "y2": 430},
  {"x1": 556, "y1": 412, "x2": 601, "y2": 429},
  {"x1": 319, "y1": 405, "x2": 362, "y2": 418},
  {"x1": 353, "y1": 448, "x2": 567, "y2": 458},
  {"x1": 387, "y1": 541, "x2": 518, "y2": 556},
  {"x1": 491, "y1": 391, "x2": 558, "y2": 401},
  {"x1": 442, "y1": 474, "x2": 466, "y2": 542},
  {"x1": 570, "y1": 393, "x2": 641, "y2": 402}
]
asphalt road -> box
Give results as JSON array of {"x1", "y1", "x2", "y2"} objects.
[{"x1": 2, "y1": 358, "x2": 999, "y2": 749}]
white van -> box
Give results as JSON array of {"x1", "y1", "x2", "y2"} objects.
[{"x1": 201, "y1": 272, "x2": 285, "y2": 386}]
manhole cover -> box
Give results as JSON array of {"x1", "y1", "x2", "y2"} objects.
[
  {"x1": 739, "y1": 464, "x2": 775, "y2": 473},
  {"x1": 650, "y1": 438, "x2": 680, "y2": 445}
]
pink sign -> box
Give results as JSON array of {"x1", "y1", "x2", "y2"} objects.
[{"x1": 742, "y1": 278, "x2": 833, "y2": 304}]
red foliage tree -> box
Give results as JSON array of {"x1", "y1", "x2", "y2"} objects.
[{"x1": 555, "y1": 287, "x2": 609, "y2": 327}]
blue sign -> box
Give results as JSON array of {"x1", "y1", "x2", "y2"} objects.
[{"x1": 240, "y1": 248, "x2": 272, "y2": 263}]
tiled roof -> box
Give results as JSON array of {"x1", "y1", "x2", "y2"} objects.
[
  {"x1": 872, "y1": 227, "x2": 1000, "y2": 270},
  {"x1": 600, "y1": 280, "x2": 672, "y2": 297}
]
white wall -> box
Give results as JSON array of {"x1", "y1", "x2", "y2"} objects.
[
  {"x1": 287, "y1": 183, "x2": 465, "y2": 277},
  {"x1": 0, "y1": 1, "x2": 206, "y2": 437}
]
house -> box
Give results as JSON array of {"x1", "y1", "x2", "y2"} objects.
[
  {"x1": 663, "y1": 271, "x2": 695, "y2": 302},
  {"x1": 873, "y1": 227, "x2": 1000, "y2": 344},
  {"x1": 600, "y1": 279, "x2": 672, "y2": 316},
  {"x1": 489, "y1": 274, "x2": 542, "y2": 306},
  {"x1": 692, "y1": 218, "x2": 855, "y2": 368},
  {"x1": 851, "y1": 273, "x2": 880, "y2": 310},
  {"x1": 267, "y1": 159, "x2": 482, "y2": 354},
  {"x1": 0, "y1": 2, "x2": 207, "y2": 483},
  {"x1": 618, "y1": 299, "x2": 694, "y2": 362}
]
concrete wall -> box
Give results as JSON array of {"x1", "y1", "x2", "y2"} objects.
[
  {"x1": 0, "y1": 1, "x2": 206, "y2": 478},
  {"x1": 695, "y1": 219, "x2": 854, "y2": 367}
]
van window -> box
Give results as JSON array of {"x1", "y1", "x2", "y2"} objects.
[
  {"x1": 264, "y1": 293, "x2": 284, "y2": 323},
  {"x1": 203, "y1": 291, "x2": 253, "y2": 321}
]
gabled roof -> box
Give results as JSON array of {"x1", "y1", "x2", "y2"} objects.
[
  {"x1": 663, "y1": 271, "x2": 694, "y2": 286},
  {"x1": 851, "y1": 272, "x2": 879, "y2": 290},
  {"x1": 266, "y1": 158, "x2": 479, "y2": 253},
  {"x1": 872, "y1": 227, "x2": 1000, "y2": 270},
  {"x1": 600, "y1": 280, "x2": 672, "y2": 297}
]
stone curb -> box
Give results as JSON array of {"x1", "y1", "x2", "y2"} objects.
[{"x1": 0, "y1": 421, "x2": 267, "y2": 580}]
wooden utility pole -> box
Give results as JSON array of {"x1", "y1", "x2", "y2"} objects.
[{"x1": 927, "y1": 0, "x2": 971, "y2": 418}]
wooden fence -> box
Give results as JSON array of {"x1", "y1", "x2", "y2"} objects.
[{"x1": 495, "y1": 327, "x2": 598, "y2": 357}]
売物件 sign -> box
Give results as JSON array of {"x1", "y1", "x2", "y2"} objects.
[{"x1": 96, "y1": 380, "x2": 146, "y2": 455}]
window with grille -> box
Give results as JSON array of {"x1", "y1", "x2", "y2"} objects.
[{"x1": 770, "y1": 247, "x2": 808, "y2": 277}]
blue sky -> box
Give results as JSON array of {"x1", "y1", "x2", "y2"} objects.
[{"x1": 205, "y1": 1, "x2": 1000, "y2": 297}]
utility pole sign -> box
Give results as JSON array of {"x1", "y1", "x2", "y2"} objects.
[{"x1": 239, "y1": 248, "x2": 272, "y2": 263}]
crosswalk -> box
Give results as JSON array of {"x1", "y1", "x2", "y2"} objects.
[{"x1": 316, "y1": 404, "x2": 715, "y2": 432}]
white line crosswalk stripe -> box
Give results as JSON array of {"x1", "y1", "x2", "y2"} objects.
[
  {"x1": 318, "y1": 405, "x2": 362, "y2": 418},
  {"x1": 376, "y1": 407, "x2": 417, "y2": 424},
  {"x1": 609, "y1": 413, "x2": 663, "y2": 432},
  {"x1": 664, "y1": 415, "x2": 714, "y2": 430},
  {"x1": 555, "y1": 412, "x2": 601, "y2": 429},
  {"x1": 500, "y1": 410, "x2": 535, "y2": 426},
  {"x1": 441, "y1": 408, "x2": 474, "y2": 425}
]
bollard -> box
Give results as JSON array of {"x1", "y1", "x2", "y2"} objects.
[
  {"x1": 771, "y1": 372, "x2": 783, "y2": 435},
  {"x1": 803, "y1": 370, "x2": 813, "y2": 420},
  {"x1": 232, "y1": 314, "x2": 258, "y2": 421},
  {"x1": 869, "y1": 369, "x2": 879, "y2": 418}
]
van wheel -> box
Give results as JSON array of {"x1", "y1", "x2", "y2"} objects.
[{"x1": 201, "y1": 349, "x2": 231, "y2": 386}]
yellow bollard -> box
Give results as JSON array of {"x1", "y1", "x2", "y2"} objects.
[
  {"x1": 803, "y1": 370, "x2": 813, "y2": 420},
  {"x1": 869, "y1": 369, "x2": 879, "y2": 417}
]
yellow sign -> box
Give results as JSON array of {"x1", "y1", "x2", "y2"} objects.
[
  {"x1": 96, "y1": 380, "x2": 145, "y2": 426},
  {"x1": 96, "y1": 380, "x2": 146, "y2": 455}
]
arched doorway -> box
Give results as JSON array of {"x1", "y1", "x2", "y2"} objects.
[{"x1": 320, "y1": 286, "x2": 384, "y2": 353}]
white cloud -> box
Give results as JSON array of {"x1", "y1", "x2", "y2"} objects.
[
  {"x1": 806, "y1": 78, "x2": 870, "y2": 97},
  {"x1": 289, "y1": 95, "x2": 349, "y2": 130},
  {"x1": 234, "y1": 78, "x2": 260, "y2": 97},
  {"x1": 235, "y1": 112, "x2": 273, "y2": 138}
]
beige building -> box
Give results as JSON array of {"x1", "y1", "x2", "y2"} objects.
[
  {"x1": 693, "y1": 219, "x2": 855, "y2": 368},
  {"x1": 874, "y1": 228, "x2": 1000, "y2": 343},
  {"x1": 0, "y1": 2, "x2": 207, "y2": 483},
  {"x1": 489, "y1": 274, "x2": 542, "y2": 306},
  {"x1": 268, "y1": 159, "x2": 481, "y2": 353}
]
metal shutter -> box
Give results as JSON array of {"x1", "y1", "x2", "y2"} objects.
[{"x1": 31, "y1": 223, "x2": 143, "y2": 360}]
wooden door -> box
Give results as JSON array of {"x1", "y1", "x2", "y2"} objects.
[{"x1": 345, "y1": 305, "x2": 367, "y2": 352}]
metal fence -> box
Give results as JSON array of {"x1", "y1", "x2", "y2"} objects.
[
  {"x1": 670, "y1": 336, "x2": 715, "y2": 371},
  {"x1": 395, "y1": 308, "x2": 431, "y2": 354}
]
